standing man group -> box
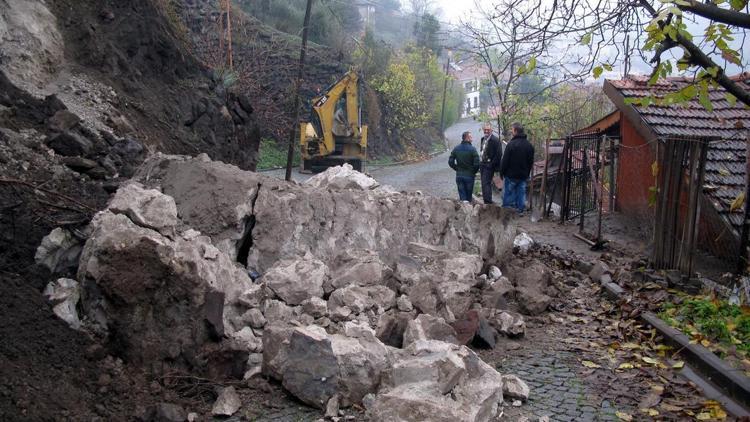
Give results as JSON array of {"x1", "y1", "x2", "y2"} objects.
[
  {"x1": 499, "y1": 122, "x2": 535, "y2": 215},
  {"x1": 448, "y1": 131, "x2": 480, "y2": 202},
  {"x1": 449, "y1": 121, "x2": 534, "y2": 214},
  {"x1": 479, "y1": 123, "x2": 502, "y2": 205}
]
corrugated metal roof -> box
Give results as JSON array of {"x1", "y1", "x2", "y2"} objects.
[{"x1": 608, "y1": 74, "x2": 748, "y2": 237}]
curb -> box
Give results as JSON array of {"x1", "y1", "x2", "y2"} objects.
[{"x1": 598, "y1": 275, "x2": 750, "y2": 412}]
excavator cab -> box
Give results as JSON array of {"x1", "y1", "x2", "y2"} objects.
[{"x1": 300, "y1": 70, "x2": 368, "y2": 173}]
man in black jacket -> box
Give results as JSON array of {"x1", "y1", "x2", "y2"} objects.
[
  {"x1": 479, "y1": 123, "x2": 502, "y2": 204},
  {"x1": 499, "y1": 122, "x2": 535, "y2": 214}
]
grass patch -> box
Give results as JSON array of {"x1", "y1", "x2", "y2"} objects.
[
  {"x1": 658, "y1": 295, "x2": 750, "y2": 357},
  {"x1": 257, "y1": 138, "x2": 299, "y2": 170}
]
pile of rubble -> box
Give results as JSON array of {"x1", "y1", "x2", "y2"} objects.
[{"x1": 35, "y1": 156, "x2": 564, "y2": 420}]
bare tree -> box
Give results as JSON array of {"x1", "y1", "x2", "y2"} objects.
[
  {"x1": 494, "y1": 0, "x2": 750, "y2": 107},
  {"x1": 457, "y1": 0, "x2": 593, "y2": 136}
]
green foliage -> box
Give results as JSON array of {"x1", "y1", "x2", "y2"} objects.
[
  {"x1": 413, "y1": 13, "x2": 441, "y2": 55},
  {"x1": 371, "y1": 61, "x2": 428, "y2": 133},
  {"x1": 660, "y1": 296, "x2": 750, "y2": 357},
  {"x1": 353, "y1": 27, "x2": 392, "y2": 77},
  {"x1": 237, "y1": 0, "x2": 361, "y2": 47},
  {"x1": 256, "y1": 138, "x2": 299, "y2": 170}
]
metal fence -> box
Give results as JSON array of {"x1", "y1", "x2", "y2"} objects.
[{"x1": 557, "y1": 133, "x2": 618, "y2": 231}]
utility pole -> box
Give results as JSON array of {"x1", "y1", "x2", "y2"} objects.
[
  {"x1": 438, "y1": 51, "x2": 451, "y2": 146},
  {"x1": 285, "y1": 0, "x2": 314, "y2": 181}
]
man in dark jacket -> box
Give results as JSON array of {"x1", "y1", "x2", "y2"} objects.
[
  {"x1": 449, "y1": 131, "x2": 480, "y2": 202},
  {"x1": 499, "y1": 122, "x2": 535, "y2": 214},
  {"x1": 479, "y1": 123, "x2": 502, "y2": 204}
]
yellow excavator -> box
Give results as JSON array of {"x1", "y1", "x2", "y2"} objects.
[{"x1": 300, "y1": 70, "x2": 368, "y2": 173}]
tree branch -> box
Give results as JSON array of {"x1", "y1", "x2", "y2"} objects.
[{"x1": 677, "y1": 0, "x2": 750, "y2": 29}]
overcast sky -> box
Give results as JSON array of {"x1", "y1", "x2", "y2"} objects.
[{"x1": 424, "y1": 0, "x2": 750, "y2": 80}]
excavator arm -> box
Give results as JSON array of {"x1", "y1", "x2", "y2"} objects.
[{"x1": 300, "y1": 70, "x2": 368, "y2": 172}]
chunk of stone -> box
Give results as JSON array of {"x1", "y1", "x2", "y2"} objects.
[
  {"x1": 325, "y1": 394, "x2": 340, "y2": 419},
  {"x1": 588, "y1": 261, "x2": 611, "y2": 283},
  {"x1": 516, "y1": 287, "x2": 551, "y2": 316},
  {"x1": 272, "y1": 325, "x2": 391, "y2": 408},
  {"x1": 212, "y1": 386, "x2": 241, "y2": 417},
  {"x1": 492, "y1": 311, "x2": 525, "y2": 338},
  {"x1": 451, "y1": 310, "x2": 479, "y2": 345},
  {"x1": 35, "y1": 227, "x2": 82, "y2": 273},
  {"x1": 370, "y1": 340, "x2": 505, "y2": 422},
  {"x1": 108, "y1": 183, "x2": 179, "y2": 232},
  {"x1": 151, "y1": 403, "x2": 186, "y2": 422},
  {"x1": 403, "y1": 314, "x2": 460, "y2": 347},
  {"x1": 262, "y1": 324, "x2": 294, "y2": 380},
  {"x1": 328, "y1": 249, "x2": 388, "y2": 290},
  {"x1": 488, "y1": 266, "x2": 502, "y2": 281},
  {"x1": 77, "y1": 211, "x2": 253, "y2": 364},
  {"x1": 330, "y1": 305, "x2": 353, "y2": 322},
  {"x1": 242, "y1": 308, "x2": 266, "y2": 329},
  {"x1": 263, "y1": 258, "x2": 329, "y2": 305},
  {"x1": 481, "y1": 276, "x2": 514, "y2": 310},
  {"x1": 329, "y1": 285, "x2": 395, "y2": 315},
  {"x1": 61, "y1": 156, "x2": 98, "y2": 171},
  {"x1": 263, "y1": 299, "x2": 295, "y2": 323},
  {"x1": 48, "y1": 110, "x2": 80, "y2": 132},
  {"x1": 303, "y1": 163, "x2": 379, "y2": 190},
  {"x1": 301, "y1": 297, "x2": 328, "y2": 318},
  {"x1": 232, "y1": 327, "x2": 263, "y2": 352},
  {"x1": 502, "y1": 375, "x2": 530, "y2": 401},
  {"x1": 513, "y1": 233, "x2": 534, "y2": 254},
  {"x1": 343, "y1": 321, "x2": 376, "y2": 340},
  {"x1": 43, "y1": 278, "x2": 81, "y2": 329},
  {"x1": 396, "y1": 295, "x2": 413, "y2": 312},
  {"x1": 472, "y1": 315, "x2": 496, "y2": 349},
  {"x1": 47, "y1": 131, "x2": 92, "y2": 156},
  {"x1": 375, "y1": 311, "x2": 413, "y2": 348}
]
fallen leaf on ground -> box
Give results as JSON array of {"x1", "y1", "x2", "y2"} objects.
[
  {"x1": 616, "y1": 411, "x2": 633, "y2": 421},
  {"x1": 672, "y1": 361, "x2": 685, "y2": 369},
  {"x1": 618, "y1": 363, "x2": 634, "y2": 369},
  {"x1": 582, "y1": 360, "x2": 601, "y2": 368}
]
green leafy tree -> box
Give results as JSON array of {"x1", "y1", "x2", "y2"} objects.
[
  {"x1": 371, "y1": 61, "x2": 428, "y2": 136},
  {"x1": 414, "y1": 13, "x2": 441, "y2": 55}
]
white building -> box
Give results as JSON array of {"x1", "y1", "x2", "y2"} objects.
[{"x1": 450, "y1": 61, "x2": 485, "y2": 118}]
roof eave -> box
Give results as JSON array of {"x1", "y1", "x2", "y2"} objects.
[{"x1": 603, "y1": 79, "x2": 659, "y2": 142}]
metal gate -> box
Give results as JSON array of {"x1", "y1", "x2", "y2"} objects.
[{"x1": 558, "y1": 133, "x2": 618, "y2": 226}]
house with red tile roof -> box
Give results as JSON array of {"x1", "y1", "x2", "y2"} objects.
[{"x1": 601, "y1": 74, "x2": 749, "y2": 260}]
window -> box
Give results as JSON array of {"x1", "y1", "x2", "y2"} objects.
[{"x1": 473, "y1": 97, "x2": 478, "y2": 108}]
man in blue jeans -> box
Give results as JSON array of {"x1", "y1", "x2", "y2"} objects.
[
  {"x1": 499, "y1": 122, "x2": 535, "y2": 214},
  {"x1": 448, "y1": 131, "x2": 480, "y2": 202}
]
